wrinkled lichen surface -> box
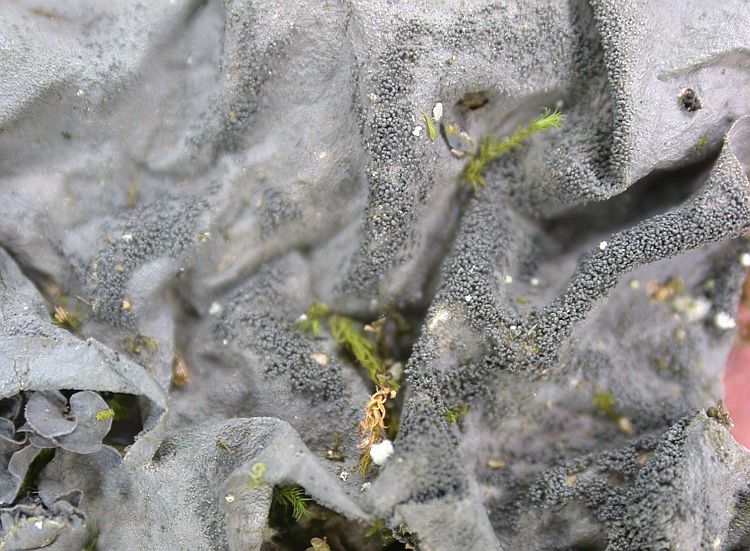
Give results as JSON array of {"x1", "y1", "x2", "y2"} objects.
[{"x1": 2, "y1": 0, "x2": 750, "y2": 549}]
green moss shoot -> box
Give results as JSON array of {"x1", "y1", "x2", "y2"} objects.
[
  {"x1": 422, "y1": 110, "x2": 437, "y2": 141},
  {"x1": 81, "y1": 533, "x2": 99, "y2": 551},
  {"x1": 592, "y1": 388, "x2": 616, "y2": 418},
  {"x1": 443, "y1": 403, "x2": 469, "y2": 423},
  {"x1": 358, "y1": 451, "x2": 373, "y2": 477},
  {"x1": 123, "y1": 334, "x2": 157, "y2": 356},
  {"x1": 364, "y1": 518, "x2": 396, "y2": 546},
  {"x1": 695, "y1": 132, "x2": 708, "y2": 152},
  {"x1": 275, "y1": 486, "x2": 311, "y2": 521},
  {"x1": 95, "y1": 408, "x2": 115, "y2": 421},
  {"x1": 52, "y1": 305, "x2": 82, "y2": 332},
  {"x1": 298, "y1": 300, "x2": 331, "y2": 337},
  {"x1": 329, "y1": 315, "x2": 385, "y2": 386},
  {"x1": 462, "y1": 108, "x2": 562, "y2": 191},
  {"x1": 216, "y1": 439, "x2": 234, "y2": 453},
  {"x1": 248, "y1": 461, "x2": 266, "y2": 490}
]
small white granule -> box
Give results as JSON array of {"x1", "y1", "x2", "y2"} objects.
[
  {"x1": 432, "y1": 102, "x2": 444, "y2": 121},
  {"x1": 121, "y1": 234, "x2": 134, "y2": 243},
  {"x1": 412, "y1": 126, "x2": 422, "y2": 137},
  {"x1": 530, "y1": 277, "x2": 540, "y2": 287},
  {"x1": 503, "y1": 274, "x2": 513, "y2": 284},
  {"x1": 714, "y1": 312, "x2": 737, "y2": 330},
  {"x1": 209, "y1": 302, "x2": 223, "y2": 316},
  {"x1": 388, "y1": 362, "x2": 403, "y2": 381},
  {"x1": 464, "y1": 294, "x2": 472, "y2": 303},
  {"x1": 370, "y1": 440, "x2": 394, "y2": 465},
  {"x1": 741, "y1": 253, "x2": 750, "y2": 267},
  {"x1": 598, "y1": 240, "x2": 608, "y2": 250},
  {"x1": 672, "y1": 296, "x2": 711, "y2": 323}
]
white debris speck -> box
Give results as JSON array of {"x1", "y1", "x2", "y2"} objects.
[
  {"x1": 76, "y1": 89, "x2": 85, "y2": 97},
  {"x1": 209, "y1": 302, "x2": 223, "y2": 316},
  {"x1": 225, "y1": 493, "x2": 235, "y2": 503},
  {"x1": 370, "y1": 440, "x2": 394, "y2": 465},
  {"x1": 310, "y1": 352, "x2": 329, "y2": 365},
  {"x1": 741, "y1": 253, "x2": 750, "y2": 267},
  {"x1": 672, "y1": 296, "x2": 711, "y2": 323},
  {"x1": 432, "y1": 102, "x2": 443, "y2": 121},
  {"x1": 388, "y1": 362, "x2": 403, "y2": 381},
  {"x1": 412, "y1": 125, "x2": 423, "y2": 137},
  {"x1": 503, "y1": 274, "x2": 513, "y2": 284},
  {"x1": 339, "y1": 470, "x2": 348, "y2": 482},
  {"x1": 121, "y1": 234, "x2": 134, "y2": 243},
  {"x1": 427, "y1": 307, "x2": 451, "y2": 330},
  {"x1": 222, "y1": 339, "x2": 229, "y2": 346},
  {"x1": 360, "y1": 482, "x2": 371, "y2": 492},
  {"x1": 35, "y1": 520, "x2": 44, "y2": 530},
  {"x1": 318, "y1": 150, "x2": 328, "y2": 159},
  {"x1": 530, "y1": 277, "x2": 540, "y2": 287},
  {"x1": 714, "y1": 311, "x2": 736, "y2": 330},
  {"x1": 598, "y1": 240, "x2": 608, "y2": 250},
  {"x1": 629, "y1": 279, "x2": 640, "y2": 290},
  {"x1": 464, "y1": 294, "x2": 472, "y2": 303}
]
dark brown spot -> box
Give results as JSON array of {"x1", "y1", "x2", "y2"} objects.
[{"x1": 678, "y1": 88, "x2": 702, "y2": 112}]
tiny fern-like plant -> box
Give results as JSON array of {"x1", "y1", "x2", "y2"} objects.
[
  {"x1": 275, "y1": 486, "x2": 311, "y2": 521},
  {"x1": 462, "y1": 107, "x2": 562, "y2": 191},
  {"x1": 329, "y1": 315, "x2": 385, "y2": 387}
]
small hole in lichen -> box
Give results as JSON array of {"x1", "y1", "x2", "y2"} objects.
[
  {"x1": 457, "y1": 90, "x2": 490, "y2": 110},
  {"x1": 264, "y1": 498, "x2": 409, "y2": 551},
  {"x1": 16, "y1": 448, "x2": 56, "y2": 499},
  {"x1": 678, "y1": 88, "x2": 701, "y2": 112},
  {"x1": 97, "y1": 392, "x2": 143, "y2": 453}
]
